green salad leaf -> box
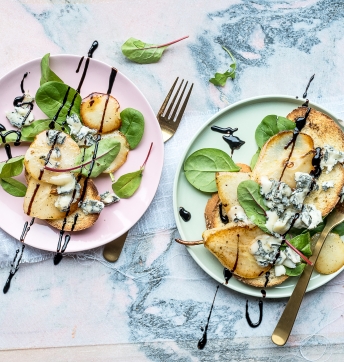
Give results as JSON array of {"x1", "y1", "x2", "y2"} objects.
[
  {"x1": 21, "y1": 120, "x2": 65, "y2": 142},
  {"x1": 288, "y1": 232, "x2": 312, "y2": 258},
  {"x1": 35, "y1": 81, "x2": 81, "y2": 125},
  {"x1": 255, "y1": 115, "x2": 295, "y2": 149},
  {"x1": 121, "y1": 36, "x2": 188, "y2": 64},
  {"x1": 40, "y1": 53, "x2": 63, "y2": 85},
  {"x1": 0, "y1": 178, "x2": 27, "y2": 197},
  {"x1": 285, "y1": 263, "x2": 306, "y2": 277},
  {"x1": 120, "y1": 108, "x2": 144, "y2": 149},
  {"x1": 75, "y1": 138, "x2": 121, "y2": 178},
  {"x1": 184, "y1": 148, "x2": 240, "y2": 192},
  {"x1": 112, "y1": 170, "x2": 143, "y2": 198},
  {"x1": 209, "y1": 46, "x2": 236, "y2": 86},
  {"x1": 0, "y1": 156, "x2": 24, "y2": 179},
  {"x1": 237, "y1": 180, "x2": 269, "y2": 233}
]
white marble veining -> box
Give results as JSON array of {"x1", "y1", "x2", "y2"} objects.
[{"x1": 1, "y1": 1, "x2": 344, "y2": 361}]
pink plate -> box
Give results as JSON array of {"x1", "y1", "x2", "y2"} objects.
[{"x1": 0, "y1": 55, "x2": 164, "y2": 252}]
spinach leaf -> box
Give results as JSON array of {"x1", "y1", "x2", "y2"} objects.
[
  {"x1": 121, "y1": 36, "x2": 188, "y2": 64},
  {"x1": 332, "y1": 221, "x2": 344, "y2": 235},
  {"x1": 120, "y1": 108, "x2": 144, "y2": 149},
  {"x1": 209, "y1": 47, "x2": 236, "y2": 87},
  {"x1": 75, "y1": 138, "x2": 121, "y2": 178},
  {"x1": 250, "y1": 149, "x2": 260, "y2": 170},
  {"x1": 35, "y1": 81, "x2": 81, "y2": 124},
  {"x1": 285, "y1": 263, "x2": 306, "y2": 276},
  {"x1": 0, "y1": 156, "x2": 24, "y2": 179},
  {"x1": 288, "y1": 233, "x2": 312, "y2": 258},
  {"x1": 0, "y1": 178, "x2": 27, "y2": 197},
  {"x1": 237, "y1": 180, "x2": 269, "y2": 233},
  {"x1": 40, "y1": 53, "x2": 63, "y2": 85},
  {"x1": 112, "y1": 170, "x2": 143, "y2": 198},
  {"x1": 255, "y1": 115, "x2": 295, "y2": 149},
  {"x1": 21, "y1": 120, "x2": 65, "y2": 142},
  {"x1": 184, "y1": 148, "x2": 240, "y2": 192},
  {"x1": 0, "y1": 133, "x2": 20, "y2": 146}
]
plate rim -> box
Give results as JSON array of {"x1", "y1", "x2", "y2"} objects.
[
  {"x1": 173, "y1": 94, "x2": 343, "y2": 298},
  {"x1": 0, "y1": 53, "x2": 164, "y2": 252}
]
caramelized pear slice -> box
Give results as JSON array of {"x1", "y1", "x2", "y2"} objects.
[
  {"x1": 202, "y1": 223, "x2": 271, "y2": 278},
  {"x1": 23, "y1": 178, "x2": 79, "y2": 219},
  {"x1": 252, "y1": 131, "x2": 314, "y2": 189},
  {"x1": 101, "y1": 130, "x2": 129, "y2": 173},
  {"x1": 80, "y1": 92, "x2": 121, "y2": 133},
  {"x1": 24, "y1": 131, "x2": 80, "y2": 185}
]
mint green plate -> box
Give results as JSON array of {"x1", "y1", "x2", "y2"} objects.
[{"x1": 173, "y1": 95, "x2": 344, "y2": 298}]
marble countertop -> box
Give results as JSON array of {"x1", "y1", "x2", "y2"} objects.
[{"x1": 1, "y1": 0, "x2": 344, "y2": 361}]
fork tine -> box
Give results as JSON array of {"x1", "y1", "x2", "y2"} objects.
[
  {"x1": 169, "y1": 81, "x2": 188, "y2": 122},
  {"x1": 164, "y1": 79, "x2": 184, "y2": 119},
  {"x1": 174, "y1": 83, "x2": 193, "y2": 126},
  {"x1": 157, "y1": 77, "x2": 179, "y2": 118}
]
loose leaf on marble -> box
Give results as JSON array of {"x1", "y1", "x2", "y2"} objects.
[
  {"x1": 209, "y1": 46, "x2": 236, "y2": 86},
  {"x1": 285, "y1": 263, "x2": 306, "y2": 277},
  {"x1": 21, "y1": 120, "x2": 65, "y2": 142},
  {"x1": 250, "y1": 149, "x2": 260, "y2": 170},
  {"x1": 35, "y1": 81, "x2": 81, "y2": 125},
  {"x1": 40, "y1": 53, "x2": 63, "y2": 85},
  {"x1": 119, "y1": 108, "x2": 145, "y2": 149},
  {"x1": 237, "y1": 180, "x2": 269, "y2": 233},
  {"x1": 255, "y1": 115, "x2": 295, "y2": 149},
  {"x1": 75, "y1": 138, "x2": 121, "y2": 178},
  {"x1": 121, "y1": 36, "x2": 189, "y2": 64},
  {"x1": 112, "y1": 170, "x2": 143, "y2": 198},
  {"x1": 0, "y1": 178, "x2": 27, "y2": 197},
  {"x1": 184, "y1": 148, "x2": 240, "y2": 193},
  {"x1": 0, "y1": 156, "x2": 25, "y2": 179},
  {"x1": 111, "y1": 142, "x2": 153, "y2": 198}
]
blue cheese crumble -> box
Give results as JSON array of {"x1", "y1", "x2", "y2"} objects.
[
  {"x1": 320, "y1": 145, "x2": 344, "y2": 173},
  {"x1": 100, "y1": 191, "x2": 120, "y2": 206},
  {"x1": 46, "y1": 130, "x2": 66, "y2": 146},
  {"x1": 250, "y1": 235, "x2": 282, "y2": 267},
  {"x1": 322, "y1": 181, "x2": 334, "y2": 192},
  {"x1": 66, "y1": 114, "x2": 97, "y2": 147},
  {"x1": 228, "y1": 205, "x2": 248, "y2": 223},
  {"x1": 80, "y1": 199, "x2": 104, "y2": 215},
  {"x1": 5, "y1": 93, "x2": 35, "y2": 128}
]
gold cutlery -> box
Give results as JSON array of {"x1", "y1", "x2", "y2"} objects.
[
  {"x1": 271, "y1": 203, "x2": 344, "y2": 346},
  {"x1": 103, "y1": 77, "x2": 193, "y2": 262}
]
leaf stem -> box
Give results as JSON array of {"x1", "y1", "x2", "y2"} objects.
[
  {"x1": 222, "y1": 46, "x2": 236, "y2": 65},
  {"x1": 109, "y1": 173, "x2": 115, "y2": 183},
  {"x1": 141, "y1": 142, "x2": 153, "y2": 169},
  {"x1": 284, "y1": 239, "x2": 313, "y2": 266},
  {"x1": 44, "y1": 151, "x2": 109, "y2": 172},
  {"x1": 144, "y1": 36, "x2": 189, "y2": 49}
]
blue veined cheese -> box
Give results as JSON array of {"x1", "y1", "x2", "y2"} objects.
[
  {"x1": 80, "y1": 199, "x2": 104, "y2": 215},
  {"x1": 289, "y1": 172, "x2": 313, "y2": 210},
  {"x1": 320, "y1": 145, "x2": 344, "y2": 173},
  {"x1": 261, "y1": 177, "x2": 292, "y2": 216},
  {"x1": 250, "y1": 234, "x2": 282, "y2": 267},
  {"x1": 5, "y1": 93, "x2": 35, "y2": 128},
  {"x1": 228, "y1": 205, "x2": 248, "y2": 223},
  {"x1": 100, "y1": 191, "x2": 120, "y2": 206},
  {"x1": 66, "y1": 114, "x2": 97, "y2": 146},
  {"x1": 46, "y1": 130, "x2": 66, "y2": 146},
  {"x1": 55, "y1": 193, "x2": 74, "y2": 212},
  {"x1": 294, "y1": 204, "x2": 322, "y2": 229},
  {"x1": 322, "y1": 181, "x2": 334, "y2": 192}
]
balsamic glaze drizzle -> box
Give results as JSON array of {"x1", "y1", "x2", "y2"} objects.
[
  {"x1": 0, "y1": 124, "x2": 22, "y2": 160},
  {"x1": 219, "y1": 203, "x2": 229, "y2": 224},
  {"x1": 223, "y1": 235, "x2": 240, "y2": 284},
  {"x1": 20, "y1": 72, "x2": 28, "y2": 94},
  {"x1": 211, "y1": 126, "x2": 245, "y2": 155},
  {"x1": 179, "y1": 207, "x2": 191, "y2": 222},
  {"x1": 261, "y1": 290, "x2": 266, "y2": 298},
  {"x1": 88, "y1": 41, "x2": 99, "y2": 58},
  {"x1": 303, "y1": 74, "x2": 315, "y2": 99},
  {"x1": 245, "y1": 300, "x2": 263, "y2": 328},
  {"x1": 198, "y1": 285, "x2": 219, "y2": 350},
  {"x1": 49, "y1": 87, "x2": 71, "y2": 129},
  {"x1": 76, "y1": 56, "x2": 84, "y2": 73},
  {"x1": 223, "y1": 268, "x2": 232, "y2": 284},
  {"x1": 264, "y1": 271, "x2": 270, "y2": 288},
  {"x1": 3, "y1": 218, "x2": 35, "y2": 294}
]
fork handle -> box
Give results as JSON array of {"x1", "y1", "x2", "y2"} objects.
[{"x1": 271, "y1": 224, "x2": 333, "y2": 346}]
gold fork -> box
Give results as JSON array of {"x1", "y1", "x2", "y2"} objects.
[
  {"x1": 157, "y1": 77, "x2": 194, "y2": 142},
  {"x1": 103, "y1": 77, "x2": 193, "y2": 262},
  {"x1": 271, "y1": 202, "x2": 344, "y2": 346}
]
